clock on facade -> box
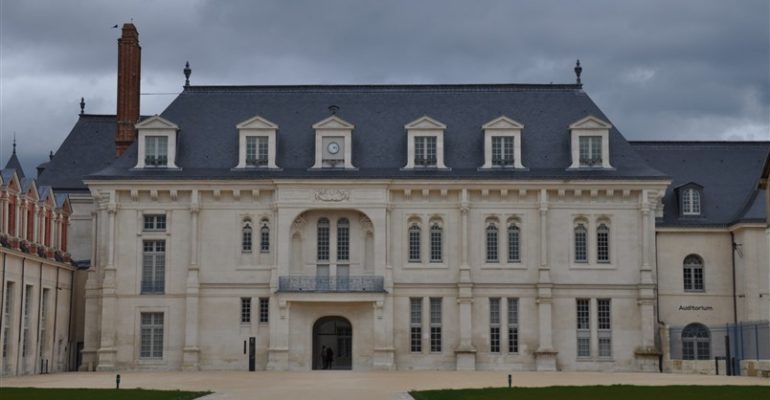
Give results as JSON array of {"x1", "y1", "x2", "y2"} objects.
[{"x1": 327, "y1": 141, "x2": 340, "y2": 154}]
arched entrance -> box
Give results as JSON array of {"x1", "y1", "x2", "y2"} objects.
[{"x1": 312, "y1": 316, "x2": 352, "y2": 370}]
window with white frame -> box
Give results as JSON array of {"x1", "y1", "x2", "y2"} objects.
[
  {"x1": 142, "y1": 240, "x2": 165, "y2": 294},
  {"x1": 317, "y1": 218, "x2": 330, "y2": 261},
  {"x1": 337, "y1": 218, "x2": 350, "y2": 261},
  {"x1": 430, "y1": 222, "x2": 443, "y2": 263},
  {"x1": 489, "y1": 298, "x2": 501, "y2": 353},
  {"x1": 259, "y1": 297, "x2": 269, "y2": 323},
  {"x1": 682, "y1": 188, "x2": 701, "y2": 216},
  {"x1": 576, "y1": 298, "x2": 591, "y2": 358},
  {"x1": 578, "y1": 136, "x2": 602, "y2": 166},
  {"x1": 410, "y1": 297, "x2": 422, "y2": 352},
  {"x1": 492, "y1": 136, "x2": 514, "y2": 166},
  {"x1": 408, "y1": 223, "x2": 421, "y2": 263},
  {"x1": 508, "y1": 298, "x2": 519, "y2": 353},
  {"x1": 507, "y1": 222, "x2": 520, "y2": 263},
  {"x1": 140, "y1": 312, "x2": 164, "y2": 359},
  {"x1": 486, "y1": 222, "x2": 499, "y2": 263},
  {"x1": 236, "y1": 115, "x2": 278, "y2": 169},
  {"x1": 242, "y1": 220, "x2": 253, "y2": 253},
  {"x1": 597, "y1": 298, "x2": 612, "y2": 358},
  {"x1": 597, "y1": 223, "x2": 610, "y2": 263},
  {"x1": 683, "y1": 254, "x2": 704, "y2": 292},
  {"x1": 430, "y1": 297, "x2": 442, "y2": 352},
  {"x1": 144, "y1": 136, "x2": 168, "y2": 167},
  {"x1": 682, "y1": 323, "x2": 710, "y2": 360},
  {"x1": 260, "y1": 219, "x2": 270, "y2": 253},
  {"x1": 2, "y1": 282, "x2": 13, "y2": 369},
  {"x1": 143, "y1": 214, "x2": 166, "y2": 231},
  {"x1": 414, "y1": 136, "x2": 437, "y2": 167},
  {"x1": 240, "y1": 297, "x2": 251, "y2": 324},
  {"x1": 246, "y1": 136, "x2": 269, "y2": 166},
  {"x1": 574, "y1": 223, "x2": 588, "y2": 263}
]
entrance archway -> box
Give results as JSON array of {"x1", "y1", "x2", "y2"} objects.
[{"x1": 312, "y1": 316, "x2": 352, "y2": 370}]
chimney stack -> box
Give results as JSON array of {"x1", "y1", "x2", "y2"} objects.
[{"x1": 115, "y1": 23, "x2": 141, "y2": 157}]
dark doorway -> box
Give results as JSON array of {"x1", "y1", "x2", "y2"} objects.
[
  {"x1": 312, "y1": 316, "x2": 352, "y2": 370},
  {"x1": 248, "y1": 337, "x2": 256, "y2": 371}
]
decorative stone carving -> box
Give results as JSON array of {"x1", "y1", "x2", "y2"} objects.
[
  {"x1": 359, "y1": 214, "x2": 373, "y2": 232},
  {"x1": 292, "y1": 214, "x2": 306, "y2": 233},
  {"x1": 314, "y1": 189, "x2": 349, "y2": 202}
]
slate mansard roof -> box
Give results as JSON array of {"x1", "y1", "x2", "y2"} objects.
[
  {"x1": 87, "y1": 83, "x2": 667, "y2": 181},
  {"x1": 630, "y1": 141, "x2": 770, "y2": 227}
]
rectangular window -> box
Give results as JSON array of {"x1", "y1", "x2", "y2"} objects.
[
  {"x1": 141, "y1": 240, "x2": 166, "y2": 294},
  {"x1": 246, "y1": 136, "x2": 269, "y2": 166},
  {"x1": 575, "y1": 225, "x2": 587, "y2": 263},
  {"x1": 145, "y1": 136, "x2": 168, "y2": 166},
  {"x1": 259, "y1": 223, "x2": 270, "y2": 253},
  {"x1": 489, "y1": 298, "x2": 500, "y2": 353},
  {"x1": 430, "y1": 297, "x2": 442, "y2": 353},
  {"x1": 22, "y1": 285, "x2": 33, "y2": 358},
  {"x1": 240, "y1": 297, "x2": 251, "y2": 323},
  {"x1": 579, "y1": 136, "x2": 602, "y2": 166},
  {"x1": 597, "y1": 225, "x2": 609, "y2": 263},
  {"x1": 576, "y1": 298, "x2": 591, "y2": 358},
  {"x1": 508, "y1": 298, "x2": 519, "y2": 353},
  {"x1": 317, "y1": 221, "x2": 330, "y2": 261},
  {"x1": 430, "y1": 225, "x2": 442, "y2": 263},
  {"x1": 486, "y1": 225, "x2": 499, "y2": 262},
  {"x1": 408, "y1": 226, "x2": 421, "y2": 262},
  {"x1": 492, "y1": 136, "x2": 514, "y2": 166},
  {"x1": 337, "y1": 220, "x2": 349, "y2": 261},
  {"x1": 140, "y1": 312, "x2": 164, "y2": 359},
  {"x1": 507, "y1": 225, "x2": 520, "y2": 263},
  {"x1": 414, "y1": 136, "x2": 437, "y2": 166},
  {"x1": 410, "y1": 298, "x2": 422, "y2": 352},
  {"x1": 2, "y1": 283, "x2": 14, "y2": 368},
  {"x1": 143, "y1": 214, "x2": 167, "y2": 232},
  {"x1": 259, "y1": 298, "x2": 269, "y2": 323},
  {"x1": 597, "y1": 299, "x2": 612, "y2": 358}
]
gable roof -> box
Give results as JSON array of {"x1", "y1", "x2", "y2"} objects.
[
  {"x1": 630, "y1": 141, "x2": 770, "y2": 227},
  {"x1": 87, "y1": 83, "x2": 666, "y2": 181}
]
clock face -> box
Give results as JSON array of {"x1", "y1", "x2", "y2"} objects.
[{"x1": 327, "y1": 141, "x2": 340, "y2": 154}]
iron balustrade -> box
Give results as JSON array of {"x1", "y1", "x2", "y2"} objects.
[{"x1": 278, "y1": 275, "x2": 385, "y2": 292}]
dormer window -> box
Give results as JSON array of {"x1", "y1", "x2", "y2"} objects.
[
  {"x1": 683, "y1": 188, "x2": 701, "y2": 215},
  {"x1": 246, "y1": 136, "x2": 269, "y2": 166},
  {"x1": 414, "y1": 136, "x2": 437, "y2": 166},
  {"x1": 134, "y1": 115, "x2": 179, "y2": 169},
  {"x1": 492, "y1": 137, "x2": 514, "y2": 166},
  {"x1": 311, "y1": 116, "x2": 355, "y2": 169},
  {"x1": 404, "y1": 116, "x2": 448, "y2": 169},
  {"x1": 145, "y1": 136, "x2": 168, "y2": 167},
  {"x1": 236, "y1": 116, "x2": 278, "y2": 169},
  {"x1": 568, "y1": 116, "x2": 612, "y2": 169},
  {"x1": 481, "y1": 116, "x2": 524, "y2": 169}
]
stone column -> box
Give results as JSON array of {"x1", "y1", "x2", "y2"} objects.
[
  {"x1": 635, "y1": 190, "x2": 659, "y2": 371},
  {"x1": 455, "y1": 189, "x2": 476, "y2": 370},
  {"x1": 266, "y1": 299, "x2": 289, "y2": 370},
  {"x1": 183, "y1": 191, "x2": 201, "y2": 370},
  {"x1": 96, "y1": 193, "x2": 117, "y2": 371},
  {"x1": 535, "y1": 189, "x2": 557, "y2": 371}
]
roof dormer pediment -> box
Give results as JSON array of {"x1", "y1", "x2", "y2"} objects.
[
  {"x1": 405, "y1": 116, "x2": 446, "y2": 130},
  {"x1": 482, "y1": 116, "x2": 524, "y2": 130},
  {"x1": 569, "y1": 115, "x2": 612, "y2": 130},
  {"x1": 312, "y1": 115, "x2": 354, "y2": 130},
  {"x1": 237, "y1": 115, "x2": 279, "y2": 130},
  {"x1": 135, "y1": 115, "x2": 179, "y2": 130}
]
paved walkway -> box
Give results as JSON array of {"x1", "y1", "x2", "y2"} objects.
[{"x1": 2, "y1": 371, "x2": 768, "y2": 400}]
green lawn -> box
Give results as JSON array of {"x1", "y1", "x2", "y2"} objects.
[
  {"x1": 410, "y1": 385, "x2": 770, "y2": 400},
  {"x1": 0, "y1": 387, "x2": 211, "y2": 400}
]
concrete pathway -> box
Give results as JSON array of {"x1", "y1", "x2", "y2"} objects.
[{"x1": 2, "y1": 371, "x2": 768, "y2": 400}]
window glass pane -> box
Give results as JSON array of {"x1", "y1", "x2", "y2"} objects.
[
  {"x1": 140, "y1": 312, "x2": 164, "y2": 359},
  {"x1": 486, "y1": 224, "x2": 498, "y2": 262},
  {"x1": 241, "y1": 297, "x2": 251, "y2": 323},
  {"x1": 597, "y1": 224, "x2": 609, "y2": 262},
  {"x1": 575, "y1": 224, "x2": 587, "y2": 262},
  {"x1": 415, "y1": 136, "x2": 437, "y2": 166},
  {"x1": 579, "y1": 136, "x2": 602, "y2": 166},
  {"x1": 242, "y1": 222, "x2": 252, "y2": 252},
  {"x1": 260, "y1": 221, "x2": 270, "y2": 253},
  {"x1": 576, "y1": 298, "x2": 591, "y2": 357},
  {"x1": 508, "y1": 298, "x2": 519, "y2": 353},
  {"x1": 430, "y1": 224, "x2": 442, "y2": 262},
  {"x1": 142, "y1": 240, "x2": 165, "y2": 294},
  {"x1": 259, "y1": 298, "x2": 269, "y2": 323},
  {"x1": 410, "y1": 298, "x2": 422, "y2": 352},
  {"x1": 337, "y1": 218, "x2": 349, "y2": 261},
  {"x1": 408, "y1": 225, "x2": 421, "y2": 262},
  {"x1": 507, "y1": 224, "x2": 520, "y2": 262},
  {"x1": 317, "y1": 218, "x2": 330, "y2": 261},
  {"x1": 492, "y1": 136, "x2": 514, "y2": 166}
]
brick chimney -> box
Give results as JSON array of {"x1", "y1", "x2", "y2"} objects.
[{"x1": 115, "y1": 23, "x2": 141, "y2": 157}]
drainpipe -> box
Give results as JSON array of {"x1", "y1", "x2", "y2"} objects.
[
  {"x1": 1, "y1": 253, "x2": 6, "y2": 338},
  {"x1": 730, "y1": 232, "x2": 738, "y2": 325},
  {"x1": 654, "y1": 232, "x2": 664, "y2": 372},
  {"x1": 16, "y1": 257, "x2": 25, "y2": 375}
]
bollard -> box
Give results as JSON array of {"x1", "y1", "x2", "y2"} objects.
[
  {"x1": 508, "y1": 373, "x2": 512, "y2": 388},
  {"x1": 116, "y1": 374, "x2": 121, "y2": 390}
]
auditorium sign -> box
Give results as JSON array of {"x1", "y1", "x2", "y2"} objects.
[{"x1": 677, "y1": 305, "x2": 714, "y2": 311}]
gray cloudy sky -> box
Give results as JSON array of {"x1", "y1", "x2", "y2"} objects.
[{"x1": 1, "y1": 0, "x2": 768, "y2": 175}]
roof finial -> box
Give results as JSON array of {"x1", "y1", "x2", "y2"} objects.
[
  {"x1": 49, "y1": 150, "x2": 54, "y2": 160},
  {"x1": 184, "y1": 61, "x2": 191, "y2": 87},
  {"x1": 574, "y1": 59, "x2": 583, "y2": 86},
  {"x1": 328, "y1": 105, "x2": 339, "y2": 115},
  {"x1": 80, "y1": 97, "x2": 85, "y2": 115},
  {"x1": 12, "y1": 133, "x2": 16, "y2": 155}
]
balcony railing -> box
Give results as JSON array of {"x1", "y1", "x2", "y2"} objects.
[{"x1": 278, "y1": 275, "x2": 385, "y2": 293}]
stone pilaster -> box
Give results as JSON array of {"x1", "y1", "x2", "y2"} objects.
[
  {"x1": 96, "y1": 195, "x2": 117, "y2": 371},
  {"x1": 635, "y1": 191, "x2": 660, "y2": 370},
  {"x1": 535, "y1": 189, "x2": 557, "y2": 371},
  {"x1": 455, "y1": 189, "x2": 476, "y2": 370},
  {"x1": 183, "y1": 192, "x2": 201, "y2": 370}
]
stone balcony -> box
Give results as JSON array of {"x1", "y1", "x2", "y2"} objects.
[{"x1": 278, "y1": 275, "x2": 385, "y2": 293}]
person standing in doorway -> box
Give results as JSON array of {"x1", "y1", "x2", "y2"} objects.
[
  {"x1": 321, "y1": 345, "x2": 327, "y2": 369},
  {"x1": 326, "y1": 346, "x2": 334, "y2": 370}
]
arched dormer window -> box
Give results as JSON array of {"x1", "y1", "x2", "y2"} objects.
[
  {"x1": 429, "y1": 221, "x2": 443, "y2": 263},
  {"x1": 596, "y1": 223, "x2": 610, "y2": 263},
  {"x1": 317, "y1": 218, "x2": 330, "y2": 261},
  {"x1": 507, "y1": 221, "x2": 520, "y2": 263},
  {"x1": 486, "y1": 221, "x2": 499, "y2": 263},
  {"x1": 260, "y1": 218, "x2": 270, "y2": 253},
  {"x1": 682, "y1": 323, "x2": 710, "y2": 360},
  {"x1": 574, "y1": 222, "x2": 588, "y2": 263},
  {"x1": 408, "y1": 223, "x2": 422, "y2": 263},
  {"x1": 337, "y1": 218, "x2": 350, "y2": 261},
  {"x1": 683, "y1": 254, "x2": 704, "y2": 292},
  {"x1": 242, "y1": 220, "x2": 253, "y2": 253}
]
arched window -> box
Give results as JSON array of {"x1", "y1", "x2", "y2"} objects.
[
  {"x1": 317, "y1": 218, "x2": 330, "y2": 261},
  {"x1": 430, "y1": 222, "x2": 443, "y2": 263},
  {"x1": 260, "y1": 219, "x2": 270, "y2": 253},
  {"x1": 574, "y1": 223, "x2": 588, "y2": 263},
  {"x1": 682, "y1": 323, "x2": 710, "y2": 360},
  {"x1": 242, "y1": 220, "x2": 253, "y2": 253},
  {"x1": 486, "y1": 223, "x2": 499, "y2": 262},
  {"x1": 683, "y1": 188, "x2": 701, "y2": 216},
  {"x1": 408, "y1": 224, "x2": 421, "y2": 262},
  {"x1": 507, "y1": 223, "x2": 520, "y2": 263},
  {"x1": 337, "y1": 218, "x2": 350, "y2": 261},
  {"x1": 683, "y1": 255, "x2": 704, "y2": 291},
  {"x1": 597, "y1": 223, "x2": 610, "y2": 263}
]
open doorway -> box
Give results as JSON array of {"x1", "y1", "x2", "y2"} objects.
[{"x1": 312, "y1": 316, "x2": 352, "y2": 370}]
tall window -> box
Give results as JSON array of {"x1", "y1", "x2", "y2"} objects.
[
  {"x1": 683, "y1": 255, "x2": 704, "y2": 292},
  {"x1": 492, "y1": 136, "x2": 514, "y2": 166},
  {"x1": 597, "y1": 223, "x2": 609, "y2": 263},
  {"x1": 507, "y1": 223, "x2": 520, "y2": 263},
  {"x1": 259, "y1": 298, "x2": 269, "y2": 323},
  {"x1": 486, "y1": 223, "x2": 499, "y2": 262},
  {"x1": 40, "y1": 288, "x2": 50, "y2": 355},
  {"x1": 246, "y1": 136, "x2": 269, "y2": 166},
  {"x1": 317, "y1": 218, "x2": 330, "y2": 261},
  {"x1": 576, "y1": 298, "x2": 591, "y2": 358},
  {"x1": 430, "y1": 298, "x2": 442, "y2": 352},
  {"x1": 260, "y1": 219, "x2": 270, "y2": 253},
  {"x1": 408, "y1": 224, "x2": 421, "y2": 262},
  {"x1": 597, "y1": 299, "x2": 612, "y2": 358},
  {"x1": 489, "y1": 298, "x2": 501, "y2": 353},
  {"x1": 414, "y1": 136, "x2": 437, "y2": 166},
  {"x1": 140, "y1": 312, "x2": 164, "y2": 359},
  {"x1": 508, "y1": 298, "x2": 519, "y2": 353},
  {"x1": 578, "y1": 136, "x2": 602, "y2": 166},
  {"x1": 410, "y1": 298, "x2": 422, "y2": 352},
  {"x1": 2, "y1": 283, "x2": 13, "y2": 370},
  {"x1": 22, "y1": 285, "x2": 32, "y2": 358},
  {"x1": 143, "y1": 214, "x2": 166, "y2": 231},
  {"x1": 574, "y1": 223, "x2": 588, "y2": 263},
  {"x1": 142, "y1": 240, "x2": 166, "y2": 294},
  {"x1": 682, "y1": 323, "x2": 710, "y2": 360},
  {"x1": 240, "y1": 297, "x2": 251, "y2": 323},
  {"x1": 682, "y1": 188, "x2": 701, "y2": 216},
  {"x1": 430, "y1": 223, "x2": 443, "y2": 263},
  {"x1": 145, "y1": 136, "x2": 168, "y2": 166},
  {"x1": 242, "y1": 221, "x2": 253, "y2": 253},
  {"x1": 337, "y1": 218, "x2": 350, "y2": 261}
]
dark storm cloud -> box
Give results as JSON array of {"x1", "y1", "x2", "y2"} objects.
[{"x1": 1, "y1": 0, "x2": 768, "y2": 174}]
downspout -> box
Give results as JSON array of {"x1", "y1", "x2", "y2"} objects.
[
  {"x1": 51, "y1": 267, "x2": 59, "y2": 373},
  {"x1": 1, "y1": 253, "x2": 6, "y2": 338},
  {"x1": 15, "y1": 257, "x2": 25, "y2": 375},
  {"x1": 66, "y1": 267, "x2": 74, "y2": 371},
  {"x1": 730, "y1": 232, "x2": 738, "y2": 325},
  {"x1": 654, "y1": 231, "x2": 664, "y2": 372}
]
